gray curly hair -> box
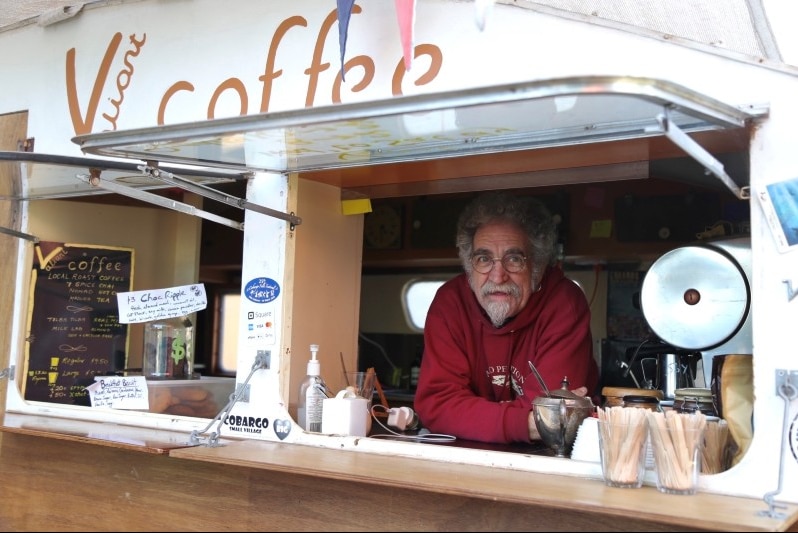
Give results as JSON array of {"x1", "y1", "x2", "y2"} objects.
[{"x1": 455, "y1": 192, "x2": 558, "y2": 281}]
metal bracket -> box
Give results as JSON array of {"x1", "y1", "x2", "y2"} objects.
[
  {"x1": 783, "y1": 279, "x2": 798, "y2": 302},
  {"x1": 140, "y1": 163, "x2": 302, "y2": 229},
  {"x1": 776, "y1": 370, "x2": 798, "y2": 396},
  {"x1": 759, "y1": 369, "x2": 798, "y2": 519},
  {"x1": 656, "y1": 109, "x2": 748, "y2": 200},
  {"x1": 80, "y1": 169, "x2": 244, "y2": 231},
  {"x1": 0, "y1": 366, "x2": 14, "y2": 380},
  {"x1": 0, "y1": 226, "x2": 39, "y2": 243}
]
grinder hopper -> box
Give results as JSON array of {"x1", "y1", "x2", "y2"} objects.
[{"x1": 639, "y1": 236, "x2": 752, "y2": 388}]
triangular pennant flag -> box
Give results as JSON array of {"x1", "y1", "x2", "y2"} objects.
[
  {"x1": 474, "y1": 0, "x2": 495, "y2": 32},
  {"x1": 394, "y1": 0, "x2": 416, "y2": 72},
  {"x1": 337, "y1": 0, "x2": 357, "y2": 81}
]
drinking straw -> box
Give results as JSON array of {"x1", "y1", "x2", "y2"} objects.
[
  {"x1": 340, "y1": 352, "x2": 350, "y2": 386},
  {"x1": 369, "y1": 366, "x2": 391, "y2": 410}
]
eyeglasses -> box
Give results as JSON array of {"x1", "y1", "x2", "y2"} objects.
[{"x1": 470, "y1": 253, "x2": 527, "y2": 274}]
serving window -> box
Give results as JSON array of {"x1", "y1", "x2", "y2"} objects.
[{"x1": 1, "y1": 76, "x2": 764, "y2": 466}]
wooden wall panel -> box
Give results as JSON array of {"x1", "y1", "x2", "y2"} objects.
[
  {"x1": 0, "y1": 433, "x2": 696, "y2": 532},
  {"x1": 0, "y1": 111, "x2": 27, "y2": 416}
]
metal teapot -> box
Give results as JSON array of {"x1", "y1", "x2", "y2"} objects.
[{"x1": 532, "y1": 379, "x2": 595, "y2": 458}]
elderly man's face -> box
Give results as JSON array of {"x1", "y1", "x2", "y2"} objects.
[{"x1": 468, "y1": 221, "x2": 536, "y2": 327}]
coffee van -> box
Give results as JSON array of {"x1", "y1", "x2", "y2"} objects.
[{"x1": 1, "y1": 1, "x2": 798, "y2": 530}]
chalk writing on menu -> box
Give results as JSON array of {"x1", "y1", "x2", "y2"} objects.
[{"x1": 24, "y1": 242, "x2": 134, "y2": 406}]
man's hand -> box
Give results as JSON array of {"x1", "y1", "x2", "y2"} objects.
[
  {"x1": 571, "y1": 386, "x2": 588, "y2": 397},
  {"x1": 528, "y1": 410, "x2": 541, "y2": 441}
]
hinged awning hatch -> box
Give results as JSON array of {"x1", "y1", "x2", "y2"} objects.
[
  {"x1": 0, "y1": 151, "x2": 302, "y2": 231},
  {"x1": 72, "y1": 76, "x2": 767, "y2": 201}
]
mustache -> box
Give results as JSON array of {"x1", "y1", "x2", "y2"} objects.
[{"x1": 479, "y1": 280, "x2": 521, "y2": 299}]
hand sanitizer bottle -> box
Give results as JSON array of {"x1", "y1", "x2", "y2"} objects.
[{"x1": 297, "y1": 344, "x2": 329, "y2": 432}]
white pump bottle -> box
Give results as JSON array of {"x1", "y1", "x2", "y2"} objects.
[{"x1": 297, "y1": 344, "x2": 329, "y2": 432}]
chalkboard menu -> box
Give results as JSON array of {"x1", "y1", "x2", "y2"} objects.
[{"x1": 24, "y1": 242, "x2": 134, "y2": 406}]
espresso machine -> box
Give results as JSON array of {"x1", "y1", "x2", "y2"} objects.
[{"x1": 636, "y1": 236, "x2": 753, "y2": 395}]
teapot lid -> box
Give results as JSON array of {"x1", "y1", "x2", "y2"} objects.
[{"x1": 546, "y1": 376, "x2": 588, "y2": 400}]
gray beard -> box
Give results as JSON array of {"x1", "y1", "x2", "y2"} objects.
[
  {"x1": 483, "y1": 300, "x2": 512, "y2": 327},
  {"x1": 470, "y1": 276, "x2": 522, "y2": 327}
]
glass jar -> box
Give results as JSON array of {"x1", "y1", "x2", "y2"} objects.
[
  {"x1": 622, "y1": 394, "x2": 662, "y2": 412},
  {"x1": 143, "y1": 316, "x2": 194, "y2": 379},
  {"x1": 620, "y1": 394, "x2": 661, "y2": 471},
  {"x1": 602, "y1": 386, "x2": 663, "y2": 408},
  {"x1": 673, "y1": 387, "x2": 717, "y2": 416}
]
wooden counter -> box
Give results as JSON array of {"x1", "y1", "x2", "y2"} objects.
[
  {"x1": 171, "y1": 439, "x2": 798, "y2": 532},
  {"x1": 1, "y1": 413, "x2": 797, "y2": 532}
]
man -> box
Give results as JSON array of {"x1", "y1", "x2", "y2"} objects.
[{"x1": 414, "y1": 191, "x2": 598, "y2": 444}]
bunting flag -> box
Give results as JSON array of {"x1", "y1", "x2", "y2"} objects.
[
  {"x1": 337, "y1": 0, "x2": 357, "y2": 81},
  {"x1": 474, "y1": 0, "x2": 495, "y2": 31},
  {"x1": 394, "y1": 0, "x2": 417, "y2": 72}
]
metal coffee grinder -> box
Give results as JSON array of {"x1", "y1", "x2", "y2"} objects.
[
  {"x1": 636, "y1": 236, "x2": 753, "y2": 398},
  {"x1": 622, "y1": 341, "x2": 701, "y2": 400}
]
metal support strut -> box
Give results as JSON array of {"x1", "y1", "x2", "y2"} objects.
[
  {"x1": 188, "y1": 352, "x2": 270, "y2": 447},
  {"x1": 81, "y1": 169, "x2": 245, "y2": 231},
  {"x1": 759, "y1": 369, "x2": 798, "y2": 519},
  {"x1": 656, "y1": 109, "x2": 748, "y2": 201},
  {"x1": 140, "y1": 163, "x2": 302, "y2": 230}
]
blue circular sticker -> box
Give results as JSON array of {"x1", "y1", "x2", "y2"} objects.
[{"x1": 244, "y1": 277, "x2": 280, "y2": 303}]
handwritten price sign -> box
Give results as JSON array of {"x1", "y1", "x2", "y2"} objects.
[{"x1": 116, "y1": 284, "x2": 207, "y2": 324}]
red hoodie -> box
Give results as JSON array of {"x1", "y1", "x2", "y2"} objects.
[{"x1": 414, "y1": 266, "x2": 598, "y2": 444}]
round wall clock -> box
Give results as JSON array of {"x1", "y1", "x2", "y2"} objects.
[{"x1": 364, "y1": 204, "x2": 402, "y2": 250}]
